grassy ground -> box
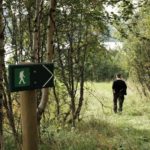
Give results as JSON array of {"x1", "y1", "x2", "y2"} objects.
[
  {"x1": 5, "y1": 82, "x2": 150, "y2": 150},
  {"x1": 80, "y1": 82, "x2": 150, "y2": 150},
  {"x1": 45, "y1": 81, "x2": 150, "y2": 150}
]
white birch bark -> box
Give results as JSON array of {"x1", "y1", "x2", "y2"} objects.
[{"x1": 37, "y1": 0, "x2": 56, "y2": 119}]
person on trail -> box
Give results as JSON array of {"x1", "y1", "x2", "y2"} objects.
[{"x1": 112, "y1": 73, "x2": 127, "y2": 113}]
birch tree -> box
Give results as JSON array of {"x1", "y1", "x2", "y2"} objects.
[
  {"x1": 37, "y1": 0, "x2": 56, "y2": 123},
  {"x1": 54, "y1": 0, "x2": 108, "y2": 126}
]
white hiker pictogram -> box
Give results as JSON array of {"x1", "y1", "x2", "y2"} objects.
[{"x1": 19, "y1": 71, "x2": 26, "y2": 84}]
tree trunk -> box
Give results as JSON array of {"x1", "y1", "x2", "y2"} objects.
[
  {"x1": 32, "y1": 0, "x2": 42, "y2": 63},
  {"x1": 37, "y1": 0, "x2": 56, "y2": 123},
  {"x1": 0, "y1": 0, "x2": 4, "y2": 148},
  {"x1": 3, "y1": 69, "x2": 21, "y2": 149},
  {"x1": 74, "y1": 66, "x2": 84, "y2": 121}
]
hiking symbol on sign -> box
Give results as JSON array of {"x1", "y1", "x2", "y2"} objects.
[
  {"x1": 14, "y1": 68, "x2": 30, "y2": 87},
  {"x1": 19, "y1": 71, "x2": 26, "y2": 84}
]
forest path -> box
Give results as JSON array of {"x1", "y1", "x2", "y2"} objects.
[{"x1": 79, "y1": 82, "x2": 150, "y2": 149}]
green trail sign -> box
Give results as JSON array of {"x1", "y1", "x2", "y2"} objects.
[{"x1": 8, "y1": 63, "x2": 54, "y2": 92}]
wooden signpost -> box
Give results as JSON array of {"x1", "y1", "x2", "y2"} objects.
[{"x1": 8, "y1": 63, "x2": 54, "y2": 150}]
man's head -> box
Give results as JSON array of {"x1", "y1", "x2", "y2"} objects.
[{"x1": 116, "y1": 73, "x2": 122, "y2": 79}]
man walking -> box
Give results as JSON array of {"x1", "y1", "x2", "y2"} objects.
[{"x1": 112, "y1": 73, "x2": 127, "y2": 113}]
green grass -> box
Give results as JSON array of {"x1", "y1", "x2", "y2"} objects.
[
  {"x1": 39, "y1": 81, "x2": 150, "y2": 150},
  {"x1": 5, "y1": 82, "x2": 150, "y2": 150},
  {"x1": 81, "y1": 81, "x2": 150, "y2": 149}
]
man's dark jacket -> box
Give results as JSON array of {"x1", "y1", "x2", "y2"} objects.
[{"x1": 112, "y1": 79, "x2": 127, "y2": 95}]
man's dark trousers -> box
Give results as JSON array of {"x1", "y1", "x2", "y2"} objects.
[{"x1": 113, "y1": 93, "x2": 124, "y2": 113}]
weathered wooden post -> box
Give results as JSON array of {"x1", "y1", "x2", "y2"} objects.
[{"x1": 20, "y1": 90, "x2": 38, "y2": 150}]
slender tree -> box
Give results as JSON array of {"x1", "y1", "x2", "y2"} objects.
[
  {"x1": 37, "y1": 0, "x2": 56, "y2": 123},
  {"x1": 0, "y1": 0, "x2": 4, "y2": 148},
  {"x1": 54, "y1": 0, "x2": 109, "y2": 126}
]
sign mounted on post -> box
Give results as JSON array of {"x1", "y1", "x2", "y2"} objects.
[{"x1": 8, "y1": 63, "x2": 54, "y2": 92}]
